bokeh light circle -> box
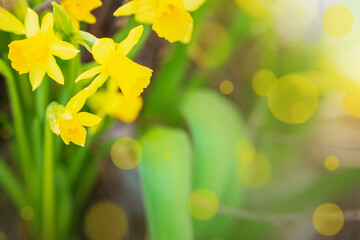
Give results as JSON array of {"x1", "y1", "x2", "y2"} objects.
[
  {"x1": 322, "y1": 5, "x2": 353, "y2": 37},
  {"x1": 237, "y1": 152, "x2": 271, "y2": 188},
  {"x1": 20, "y1": 206, "x2": 34, "y2": 220},
  {"x1": 267, "y1": 74, "x2": 319, "y2": 124},
  {"x1": 188, "y1": 189, "x2": 219, "y2": 220},
  {"x1": 219, "y1": 80, "x2": 234, "y2": 95},
  {"x1": 111, "y1": 137, "x2": 142, "y2": 170},
  {"x1": 313, "y1": 203, "x2": 344, "y2": 236},
  {"x1": 84, "y1": 201, "x2": 128, "y2": 240},
  {"x1": 324, "y1": 155, "x2": 339, "y2": 171},
  {"x1": 234, "y1": 139, "x2": 255, "y2": 163},
  {"x1": 252, "y1": 69, "x2": 277, "y2": 97}
]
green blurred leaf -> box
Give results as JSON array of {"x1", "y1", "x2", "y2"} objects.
[
  {"x1": 139, "y1": 126, "x2": 193, "y2": 240},
  {"x1": 180, "y1": 89, "x2": 246, "y2": 239}
]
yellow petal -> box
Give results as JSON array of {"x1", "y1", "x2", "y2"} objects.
[
  {"x1": 92, "y1": 38, "x2": 116, "y2": 64},
  {"x1": 181, "y1": 21, "x2": 193, "y2": 43},
  {"x1": 0, "y1": 6, "x2": 25, "y2": 35},
  {"x1": 29, "y1": 60, "x2": 46, "y2": 91},
  {"x1": 46, "y1": 55, "x2": 64, "y2": 85},
  {"x1": 25, "y1": 8, "x2": 39, "y2": 37},
  {"x1": 114, "y1": 0, "x2": 143, "y2": 16},
  {"x1": 66, "y1": 89, "x2": 88, "y2": 114},
  {"x1": 153, "y1": 4, "x2": 193, "y2": 43},
  {"x1": 75, "y1": 66, "x2": 102, "y2": 83},
  {"x1": 50, "y1": 38, "x2": 80, "y2": 60},
  {"x1": 182, "y1": 0, "x2": 206, "y2": 12},
  {"x1": 59, "y1": 120, "x2": 87, "y2": 146},
  {"x1": 86, "y1": 72, "x2": 109, "y2": 96},
  {"x1": 107, "y1": 55, "x2": 152, "y2": 98},
  {"x1": 83, "y1": 13, "x2": 96, "y2": 24},
  {"x1": 118, "y1": 25, "x2": 143, "y2": 56},
  {"x1": 40, "y1": 13, "x2": 54, "y2": 35},
  {"x1": 76, "y1": 112, "x2": 101, "y2": 126}
]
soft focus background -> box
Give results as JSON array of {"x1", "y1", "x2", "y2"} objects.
[{"x1": 2, "y1": 0, "x2": 360, "y2": 239}]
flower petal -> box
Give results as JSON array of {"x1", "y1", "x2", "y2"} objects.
[
  {"x1": 153, "y1": 4, "x2": 193, "y2": 43},
  {"x1": 182, "y1": 0, "x2": 206, "y2": 12},
  {"x1": 86, "y1": 72, "x2": 109, "y2": 96},
  {"x1": 92, "y1": 38, "x2": 116, "y2": 64},
  {"x1": 0, "y1": 6, "x2": 25, "y2": 35},
  {"x1": 25, "y1": 8, "x2": 39, "y2": 37},
  {"x1": 50, "y1": 38, "x2": 80, "y2": 60},
  {"x1": 118, "y1": 25, "x2": 143, "y2": 56},
  {"x1": 46, "y1": 55, "x2": 64, "y2": 85},
  {"x1": 66, "y1": 89, "x2": 88, "y2": 114},
  {"x1": 114, "y1": 0, "x2": 141, "y2": 16},
  {"x1": 40, "y1": 13, "x2": 54, "y2": 34},
  {"x1": 29, "y1": 61, "x2": 46, "y2": 91},
  {"x1": 181, "y1": 21, "x2": 193, "y2": 44},
  {"x1": 75, "y1": 66, "x2": 102, "y2": 83},
  {"x1": 76, "y1": 112, "x2": 101, "y2": 126},
  {"x1": 83, "y1": 13, "x2": 96, "y2": 24}
]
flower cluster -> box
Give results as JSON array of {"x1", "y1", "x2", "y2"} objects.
[{"x1": 0, "y1": 0, "x2": 205, "y2": 146}]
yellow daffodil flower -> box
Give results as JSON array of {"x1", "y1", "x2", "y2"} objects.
[
  {"x1": 8, "y1": 9, "x2": 79, "y2": 90},
  {"x1": 113, "y1": 0, "x2": 206, "y2": 43},
  {"x1": 61, "y1": 0, "x2": 102, "y2": 29},
  {"x1": 47, "y1": 90, "x2": 101, "y2": 146},
  {"x1": 88, "y1": 80, "x2": 143, "y2": 123},
  {"x1": 75, "y1": 25, "x2": 153, "y2": 99}
]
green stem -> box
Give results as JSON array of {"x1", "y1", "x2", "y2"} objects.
[
  {"x1": 0, "y1": 59, "x2": 32, "y2": 195},
  {"x1": 42, "y1": 124, "x2": 55, "y2": 240},
  {"x1": 0, "y1": 158, "x2": 26, "y2": 209}
]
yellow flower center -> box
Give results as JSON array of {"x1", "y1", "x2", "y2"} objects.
[{"x1": 8, "y1": 33, "x2": 50, "y2": 74}]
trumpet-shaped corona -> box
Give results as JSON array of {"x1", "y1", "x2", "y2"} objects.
[
  {"x1": 114, "y1": 0, "x2": 206, "y2": 43},
  {"x1": 76, "y1": 25, "x2": 153, "y2": 99},
  {"x1": 47, "y1": 90, "x2": 101, "y2": 146},
  {"x1": 8, "y1": 9, "x2": 79, "y2": 90}
]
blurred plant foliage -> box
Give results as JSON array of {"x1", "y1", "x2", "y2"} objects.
[{"x1": 0, "y1": 0, "x2": 360, "y2": 239}]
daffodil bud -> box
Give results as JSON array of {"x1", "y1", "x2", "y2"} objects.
[{"x1": 52, "y1": 2, "x2": 75, "y2": 37}]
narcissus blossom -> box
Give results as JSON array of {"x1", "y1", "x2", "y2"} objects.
[
  {"x1": 76, "y1": 25, "x2": 152, "y2": 99},
  {"x1": 8, "y1": 9, "x2": 79, "y2": 90},
  {"x1": 88, "y1": 80, "x2": 143, "y2": 123},
  {"x1": 61, "y1": 0, "x2": 102, "y2": 28},
  {"x1": 47, "y1": 90, "x2": 101, "y2": 146},
  {"x1": 114, "y1": 0, "x2": 206, "y2": 43}
]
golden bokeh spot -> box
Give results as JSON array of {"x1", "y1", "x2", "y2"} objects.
[
  {"x1": 237, "y1": 152, "x2": 271, "y2": 188},
  {"x1": 267, "y1": 74, "x2": 319, "y2": 124},
  {"x1": 84, "y1": 201, "x2": 128, "y2": 240},
  {"x1": 0, "y1": 232, "x2": 6, "y2": 240},
  {"x1": 111, "y1": 137, "x2": 142, "y2": 170},
  {"x1": 234, "y1": 139, "x2": 255, "y2": 163},
  {"x1": 235, "y1": 0, "x2": 268, "y2": 20},
  {"x1": 322, "y1": 5, "x2": 353, "y2": 37},
  {"x1": 324, "y1": 155, "x2": 339, "y2": 171},
  {"x1": 343, "y1": 86, "x2": 360, "y2": 118},
  {"x1": 188, "y1": 189, "x2": 219, "y2": 221},
  {"x1": 20, "y1": 206, "x2": 34, "y2": 221},
  {"x1": 219, "y1": 80, "x2": 234, "y2": 95},
  {"x1": 252, "y1": 69, "x2": 277, "y2": 97},
  {"x1": 313, "y1": 203, "x2": 344, "y2": 236}
]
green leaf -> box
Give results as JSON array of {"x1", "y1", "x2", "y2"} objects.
[
  {"x1": 180, "y1": 89, "x2": 247, "y2": 239},
  {"x1": 139, "y1": 127, "x2": 193, "y2": 240},
  {"x1": 52, "y1": 2, "x2": 74, "y2": 37}
]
